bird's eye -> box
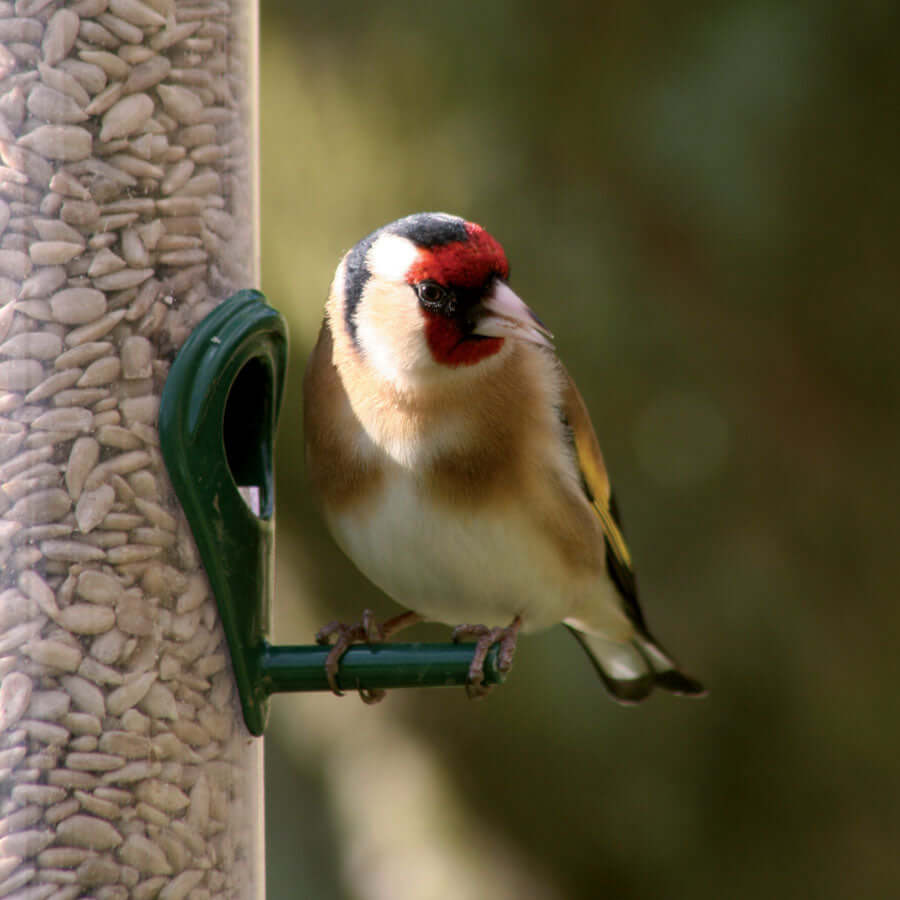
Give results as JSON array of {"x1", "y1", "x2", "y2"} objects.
[{"x1": 415, "y1": 281, "x2": 448, "y2": 310}]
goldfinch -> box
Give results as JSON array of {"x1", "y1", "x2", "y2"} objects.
[{"x1": 303, "y1": 212, "x2": 704, "y2": 703}]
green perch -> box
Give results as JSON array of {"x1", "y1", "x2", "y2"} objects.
[{"x1": 260, "y1": 642, "x2": 506, "y2": 695}]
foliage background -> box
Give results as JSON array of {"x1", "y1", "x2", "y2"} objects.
[{"x1": 258, "y1": 2, "x2": 900, "y2": 897}]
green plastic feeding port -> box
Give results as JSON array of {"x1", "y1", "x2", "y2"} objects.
[{"x1": 159, "y1": 291, "x2": 505, "y2": 736}]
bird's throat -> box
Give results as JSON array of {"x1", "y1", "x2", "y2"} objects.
[{"x1": 422, "y1": 310, "x2": 504, "y2": 367}]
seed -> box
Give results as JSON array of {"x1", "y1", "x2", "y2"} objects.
[
  {"x1": 19, "y1": 124, "x2": 92, "y2": 162},
  {"x1": 111, "y1": 0, "x2": 167, "y2": 27},
  {"x1": 60, "y1": 59, "x2": 108, "y2": 98},
  {"x1": 31, "y1": 407, "x2": 92, "y2": 432},
  {"x1": 47, "y1": 767, "x2": 99, "y2": 789},
  {"x1": 78, "y1": 19, "x2": 118, "y2": 49},
  {"x1": 0, "y1": 803, "x2": 39, "y2": 839},
  {"x1": 88, "y1": 248, "x2": 125, "y2": 277},
  {"x1": 78, "y1": 657, "x2": 123, "y2": 687},
  {"x1": 77, "y1": 355, "x2": 120, "y2": 386},
  {"x1": 74, "y1": 791, "x2": 120, "y2": 821},
  {"x1": 21, "y1": 522, "x2": 73, "y2": 541},
  {"x1": 0, "y1": 247, "x2": 32, "y2": 279},
  {"x1": 0, "y1": 590, "x2": 38, "y2": 628},
  {"x1": 60, "y1": 675, "x2": 105, "y2": 718},
  {"x1": 56, "y1": 603, "x2": 116, "y2": 635},
  {"x1": 66, "y1": 751, "x2": 125, "y2": 772},
  {"x1": 37, "y1": 847, "x2": 93, "y2": 870},
  {"x1": 0, "y1": 445, "x2": 53, "y2": 481},
  {"x1": 135, "y1": 780, "x2": 189, "y2": 815},
  {"x1": 0, "y1": 19, "x2": 43, "y2": 44},
  {"x1": 0, "y1": 358, "x2": 43, "y2": 390},
  {"x1": 22, "y1": 638, "x2": 82, "y2": 671},
  {"x1": 59, "y1": 198, "x2": 100, "y2": 226},
  {"x1": 0, "y1": 301, "x2": 15, "y2": 344},
  {"x1": 28, "y1": 241, "x2": 84, "y2": 264},
  {"x1": 150, "y1": 19, "x2": 201, "y2": 52},
  {"x1": 158, "y1": 868, "x2": 204, "y2": 900},
  {"x1": 31, "y1": 221, "x2": 81, "y2": 247},
  {"x1": 119, "y1": 395, "x2": 157, "y2": 426},
  {"x1": 46, "y1": 798, "x2": 82, "y2": 827},
  {"x1": 0, "y1": 828, "x2": 54, "y2": 858},
  {"x1": 4, "y1": 488, "x2": 71, "y2": 524},
  {"x1": 56, "y1": 342, "x2": 112, "y2": 370},
  {"x1": 155, "y1": 196, "x2": 203, "y2": 217},
  {"x1": 92, "y1": 267, "x2": 154, "y2": 291},
  {"x1": 159, "y1": 248, "x2": 207, "y2": 267},
  {"x1": 105, "y1": 155, "x2": 163, "y2": 181},
  {"x1": 24, "y1": 369, "x2": 80, "y2": 404},
  {"x1": 155, "y1": 83, "x2": 203, "y2": 122},
  {"x1": 38, "y1": 62, "x2": 89, "y2": 106},
  {"x1": 95, "y1": 425, "x2": 140, "y2": 451},
  {"x1": 106, "y1": 672, "x2": 156, "y2": 716},
  {"x1": 84, "y1": 450, "x2": 152, "y2": 493},
  {"x1": 124, "y1": 55, "x2": 171, "y2": 94},
  {"x1": 118, "y1": 230, "x2": 149, "y2": 269},
  {"x1": 47, "y1": 170, "x2": 89, "y2": 201},
  {"x1": 0, "y1": 331, "x2": 62, "y2": 359},
  {"x1": 202, "y1": 207, "x2": 235, "y2": 239},
  {"x1": 98, "y1": 731, "x2": 148, "y2": 759},
  {"x1": 39, "y1": 539, "x2": 105, "y2": 563},
  {"x1": 138, "y1": 682, "x2": 176, "y2": 720},
  {"x1": 99, "y1": 512, "x2": 142, "y2": 530},
  {"x1": 97, "y1": 12, "x2": 143, "y2": 44},
  {"x1": 64, "y1": 436, "x2": 99, "y2": 500},
  {"x1": 76, "y1": 570, "x2": 123, "y2": 606},
  {"x1": 74, "y1": 483, "x2": 116, "y2": 533},
  {"x1": 26, "y1": 690, "x2": 70, "y2": 721},
  {"x1": 19, "y1": 718, "x2": 70, "y2": 745},
  {"x1": 161, "y1": 159, "x2": 194, "y2": 196},
  {"x1": 17, "y1": 570, "x2": 58, "y2": 616},
  {"x1": 64, "y1": 308, "x2": 126, "y2": 346},
  {"x1": 100, "y1": 92, "x2": 154, "y2": 141},
  {"x1": 50, "y1": 287, "x2": 107, "y2": 325},
  {"x1": 56, "y1": 815, "x2": 123, "y2": 851},
  {"x1": 134, "y1": 498, "x2": 177, "y2": 533},
  {"x1": 12, "y1": 300, "x2": 52, "y2": 321},
  {"x1": 26, "y1": 84, "x2": 89, "y2": 124},
  {"x1": 117, "y1": 833, "x2": 171, "y2": 875},
  {"x1": 0, "y1": 671, "x2": 32, "y2": 731}
]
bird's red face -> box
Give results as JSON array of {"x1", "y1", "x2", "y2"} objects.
[
  {"x1": 406, "y1": 223, "x2": 511, "y2": 367},
  {"x1": 336, "y1": 213, "x2": 552, "y2": 386}
]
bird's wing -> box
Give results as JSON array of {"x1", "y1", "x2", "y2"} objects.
[{"x1": 558, "y1": 367, "x2": 647, "y2": 631}]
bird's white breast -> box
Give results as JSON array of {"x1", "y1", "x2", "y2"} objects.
[{"x1": 327, "y1": 467, "x2": 581, "y2": 632}]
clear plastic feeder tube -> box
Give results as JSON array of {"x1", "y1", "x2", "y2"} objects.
[{"x1": 0, "y1": 0, "x2": 263, "y2": 897}]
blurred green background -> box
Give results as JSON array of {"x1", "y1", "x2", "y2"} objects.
[{"x1": 258, "y1": 2, "x2": 900, "y2": 898}]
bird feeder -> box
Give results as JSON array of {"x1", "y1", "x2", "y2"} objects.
[
  {"x1": 0, "y1": 2, "x2": 504, "y2": 898},
  {"x1": 0, "y1": 1, "x2": 265, "y2": 897}
]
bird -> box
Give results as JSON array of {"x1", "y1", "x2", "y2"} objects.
[{"x1": 303, "y1": 212, "x2": 705, "y2": 704}]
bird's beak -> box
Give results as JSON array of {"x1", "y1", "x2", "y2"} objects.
[{"x1": 471, "y1": 281, "x2": 554, "y2": 349}]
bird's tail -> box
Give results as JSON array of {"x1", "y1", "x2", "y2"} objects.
[{"x1": 565, "y1": 625, "x2": 706, "y2": 704}]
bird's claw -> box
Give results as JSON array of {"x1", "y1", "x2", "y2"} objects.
[
  {"x1": 315, "y1": 609, "x2": 422, "y2": 703},
  {"x1": 452, "y1": 616, "x2": 522, "y2": 699},
  {"x1": 315, "y1": 609, "x2": 386, "y2": 702}
]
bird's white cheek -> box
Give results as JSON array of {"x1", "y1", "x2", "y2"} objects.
[
  {"x1": 355, "y1": 303, "x2": 433, "y2": 386},
  {"x1": 354, "y1": 277, "x2": 447, "y2": 385}
]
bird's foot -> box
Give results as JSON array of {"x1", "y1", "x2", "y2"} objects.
[
  {"x1": 315, "y1": 609, "x2": 421, "y2": 703},
  {"x1": 452, "y1": 615, "x2": 522, "y2": 699}
]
